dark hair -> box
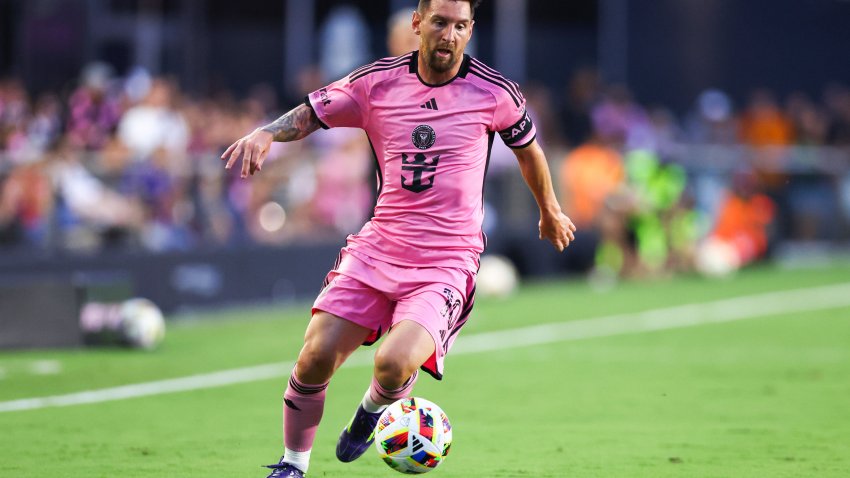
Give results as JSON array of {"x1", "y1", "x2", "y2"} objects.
[{"x1": 417, "y1": 0, "x2": 482, "y2": 18}]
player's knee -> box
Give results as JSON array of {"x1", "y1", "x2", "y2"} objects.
[
  {"x1": 373, "y1": 349, "x2": 414, "y2": 388},
  {"x1": 296, "y1": 341, "x2": 337, "y2": 381}
]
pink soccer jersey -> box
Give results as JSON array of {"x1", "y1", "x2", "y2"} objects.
[{"x1": 307, "y1": 51, "x2": 536, "y2": 270}]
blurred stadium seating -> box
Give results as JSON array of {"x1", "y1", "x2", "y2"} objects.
[{"x1": 1, "y1": 0, "x2": 849, "y2": 316}]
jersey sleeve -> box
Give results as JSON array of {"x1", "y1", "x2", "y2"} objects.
[
  {"x1": 306, "y1": 75, "x2": 367, "y2": 129},
  {"x1": 491, "y1": 88, "x2": 537, "y2": 149}
]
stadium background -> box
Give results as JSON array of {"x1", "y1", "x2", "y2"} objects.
[
  {"x1": 2, "y1": 0, "x2": 849, "y2": 314},
  {"x1": 1, "y1": 1, "x2": 850, "y2": 477}
]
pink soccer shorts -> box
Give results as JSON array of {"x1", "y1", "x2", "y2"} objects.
[{"x1": 312, "y1": 247, "x2": 476, "y2": 380}]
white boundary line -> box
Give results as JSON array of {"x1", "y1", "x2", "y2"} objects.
[{"x1": 2, "y1": 282, "x2": 850, "y2": 413}]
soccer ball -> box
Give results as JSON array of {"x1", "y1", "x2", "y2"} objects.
[
  {"x1": 695, "y1": 237, "x2": 740, "y2": 278},
  {"x1": 374, "y1": 397, "x2": 452, "y2": 474},
  {"x1": 476, "y1": 254, "x2": 518, "y2": 298},
  {"x1": 79, "y1": 297, "x2": 166, "y2": 349},
  {"x1": 120, "y1": 298, "x2": 166, "y2": 349}
]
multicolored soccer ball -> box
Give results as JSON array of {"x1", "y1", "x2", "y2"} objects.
[{"x1": 374, "y1": 397, "x2": 452, "y2": 474}]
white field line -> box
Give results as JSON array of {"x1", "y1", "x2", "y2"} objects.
[{"x1": 2, "y1": 282, "x2": 850, "y2": 413}]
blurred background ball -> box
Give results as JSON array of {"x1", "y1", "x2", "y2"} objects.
[
  {"x1": 477, "y1": 254, "x2": 519, "y2": 298},
  {"x1": 695, "y1": 237, "x2": 741, "y2": 278},
  {"x1": 120, "y1": 298, "x2": 166, "y2": 349}
]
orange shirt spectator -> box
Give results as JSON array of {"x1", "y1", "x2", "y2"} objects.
[
  {"x1": 560, "y1": 142, "x2": 625, "y2": 228},
  {"x1": 739, "y1": 90, "x2": 795, "y2": 146},
  {"x1": 712, "y1": 192, "x2": 775, "y2": 263}
]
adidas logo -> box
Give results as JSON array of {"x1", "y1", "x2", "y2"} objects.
[
  {"x1": 420, "y1": 98, "x2": 438, "y2": 110},
  {"x1": 411, "y1": 435, "x2": 424, "y2": 452}
]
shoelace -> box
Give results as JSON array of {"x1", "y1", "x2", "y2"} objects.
[{"x1": 264, "y1": 463, "x2": 302, "y2": 478}]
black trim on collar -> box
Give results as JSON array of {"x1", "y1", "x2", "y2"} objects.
[
  {"x1": 409, "y1": 51, "x2": 472, "y2": 87},
  {"x1": 457, "y1": 54, "x2": 471, "y2": 78}
]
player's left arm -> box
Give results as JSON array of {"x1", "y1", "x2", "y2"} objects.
[{"x1": 512, "y1": 139, "x2": 576, "y2": 251}]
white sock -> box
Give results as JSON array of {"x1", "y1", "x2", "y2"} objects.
[
  {"x1": 283, "y1": 448, "x2": 311, "y2": 473},
  {"x1": 361, "y1": 389, "x2": 388, "y2": 414}
]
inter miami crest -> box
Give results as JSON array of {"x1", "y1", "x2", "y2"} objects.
[{"x1": 411, "y1": 124, "x2": 436, "y2": 150}]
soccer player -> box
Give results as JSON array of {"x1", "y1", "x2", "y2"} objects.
[{"x1": 222, "y1": 1, "x2": 576, "y2": 476}]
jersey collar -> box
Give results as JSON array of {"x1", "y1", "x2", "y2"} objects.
[{"x1": 409, "y1": 50, "x2": 471, "y2": 87}]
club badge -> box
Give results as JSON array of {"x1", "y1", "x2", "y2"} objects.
[{"x1": 412, "y1": 124, "x2": 436, "y2": 150}]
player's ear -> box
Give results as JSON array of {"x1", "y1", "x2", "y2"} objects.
[{"x1": 412, "y1": 10, "x2": 422, "y2": 35}]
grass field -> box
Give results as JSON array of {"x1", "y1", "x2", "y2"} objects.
[{"x1": 2, "y1": 262, "x2": 850, "y2": 477}]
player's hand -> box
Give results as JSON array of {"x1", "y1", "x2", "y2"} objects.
[
  {"x1": 221, "y1": 128, "x2": 274, "y2": 178},
  {"x1": 539, "y1": 211, "x2": 576, "y2": 252}
]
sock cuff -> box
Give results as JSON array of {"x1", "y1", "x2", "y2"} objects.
[
  {"x1": 371, "y1": 370, "x2": 418, "y2": 401},
  {"x1": 288, "y1": 370, "x2": 329, "y2": 396}
]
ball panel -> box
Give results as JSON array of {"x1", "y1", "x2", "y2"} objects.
[
  {"x1": 439, "y1": 412, "x2": 451, "y2": 434},
  {"x1": 381, "y1": 429, "x2": 409, "y2": 456},
  {"x1": 376, "y1": 410, "x2": 396, "y2": 433},
  {"x1": 418, "y1": 409, "x2": 435, "y2": 443},
  {"x1": 400, "y1": 397, "x2": 418, "y2": 414}
]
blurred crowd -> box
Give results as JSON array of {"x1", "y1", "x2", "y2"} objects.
[
  {"x1": 553, "y1": 70, "x2": 850, "y2": 279},
  {"x1": 0, "y1": 65, "x2": 376, "y2": 253},
  {"x1": 2, "y1": 31, "x2": 850, "y2": 279}
]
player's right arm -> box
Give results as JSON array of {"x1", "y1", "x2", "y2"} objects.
[
  {"x1": 221, "y1": 103, "x2": 322, "y2": 178},
  {"x1": 223, "y1": 66, "x2": 367, "y2": 178}
]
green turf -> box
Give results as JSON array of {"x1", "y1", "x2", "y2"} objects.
[{"x1": 1, "y1": 262, "x2": 849, "y2": 477}]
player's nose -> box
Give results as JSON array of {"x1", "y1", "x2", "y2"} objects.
[{"x1": 440, "y1": 28, "x2": 456, "y2": 44}]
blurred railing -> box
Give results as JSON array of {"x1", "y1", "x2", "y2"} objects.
[
  {"x1": 666, "y1": 144, "x2": 850, "y2": 175},
  {"x1": 1, "y1": 143, "x2": 849, "y2": 259},
  {"x1": 667, "y1": 144, "x2": 850, "y2": 244}
]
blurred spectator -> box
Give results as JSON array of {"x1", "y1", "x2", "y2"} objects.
[
  {"x1": 591, "y1": 84, "x2": 655, "y2": 151},
  {"x1": 695, "y1": 172, "x2": 776, "y2": 276},
  {"x1": 738, "y1": 89, "x2": 794, "y2": 238},
  {"x1": 66, "y1": 63, "x2": 123, "y2": 151},
  {"x1": 0, "y1": 156, "x2": 52, "y2": 247},
  {"x1": 0, "y1": 79, "x2": 29, "y2": 128},
  {"x1": 27, "y1": 93, "x2": 63, "y2": 154},
  {"x1": 560, "y1": 137, "x2": 625, "y2": 231},
  {"x1": 594, "y1": 150, "x2": 696, "y2": 279},
  {"x1": 120, "y1": 147, "x2": 189, "y2": 251},
  {"x1": 785, "y1": 92, "x2": 829, "y2": 146},
  {"x1": 387, "y1": 9, "x2": 420, "y2": 56},
  {"x1": 824, "y1": 83, "x2": 850, "y2": 146},
  {"x1": 320, "y1": 6, "x2": 372, "y2": 80},
  {"x1": 559, "y1": 67, "x2": 600, "y2": 147},
  {"x1": 50, "y1": 138, "x2": 144, "y2": 251},
  {"x1": 683, "y1": 89, "x2": 738, "y2": 144},
  {"x1": 558, "y1": 130, "x2": 625, "y2": 274},
  {"x1": 0, "y1": 79, "x2": 32, "y2": 163},
  {"x1": 739, "y1": 89, "x2": 795, "y2": 146},
  {"x1": 118, "y1": 77, "x2": 189, "y2": 161},
  {"x1": 525, "y1": 83, "x2": 567, "y2": 148},
  {"x1": 646, "y1": 106, "x2": 683, "y2": 156}
]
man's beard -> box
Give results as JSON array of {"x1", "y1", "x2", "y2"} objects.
[{"x1": 425, "y1": 47, "x2": 457, "y2": 73}]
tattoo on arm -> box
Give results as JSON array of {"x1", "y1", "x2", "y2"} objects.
[{"x1": 260, "y1": 104, "x2": 321, "y2": 142}]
